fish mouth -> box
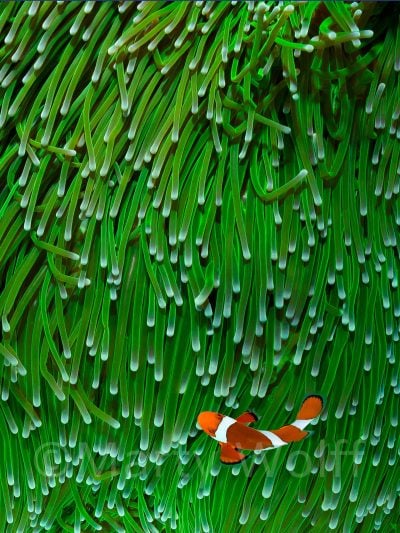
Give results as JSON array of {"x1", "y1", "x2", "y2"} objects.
[{"x1": 197, "y1": 412, "x2": 220, "y2": 436}]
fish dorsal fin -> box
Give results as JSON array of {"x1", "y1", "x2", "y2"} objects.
[
  {"x1": 219, "y1": 443, "x2": 246, "y2": 464},
  {"x1": 236, "y1": 411, "x2": 258, "y2": 424}
]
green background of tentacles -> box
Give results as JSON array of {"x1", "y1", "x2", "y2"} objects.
[{"x1": 0, "y1": 1, "x2": 399, "y2": 531}]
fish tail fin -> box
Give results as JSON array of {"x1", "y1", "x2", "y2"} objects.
[
  {"x1": 295, "y1": 395, "x2": 324, "y2": 423},
  {"x1": 261, "y1": 396, "x2": 323, "y2": 448}
]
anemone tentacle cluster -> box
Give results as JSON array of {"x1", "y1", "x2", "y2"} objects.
[{"x1": 0, "y1": 1, "x2": 399, "y2": 531}]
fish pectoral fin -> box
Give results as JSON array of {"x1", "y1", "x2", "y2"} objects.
[
  {"x1": 219, "y1": 443, "x2": 246, "y2": 464},
  {"x1": 236, "y1": 411, "x2": 258, "y2": 424}
]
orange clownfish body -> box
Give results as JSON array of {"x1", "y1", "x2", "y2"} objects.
[{"x1": 197, "y1": 395, "x2": 324, "y2": 464}]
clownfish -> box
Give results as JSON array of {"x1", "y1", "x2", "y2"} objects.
[{"x1": 197, "y1": 395, "x2": 324, "y2": 464}]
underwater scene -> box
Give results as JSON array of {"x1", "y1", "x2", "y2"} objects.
[{"x1": 0, "y1": 1, "x2": 399, "y2": 531}]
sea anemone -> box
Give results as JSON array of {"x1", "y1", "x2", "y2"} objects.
[{"x1": 0, "y1": 1, "x2": 399, "y2": 531}]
